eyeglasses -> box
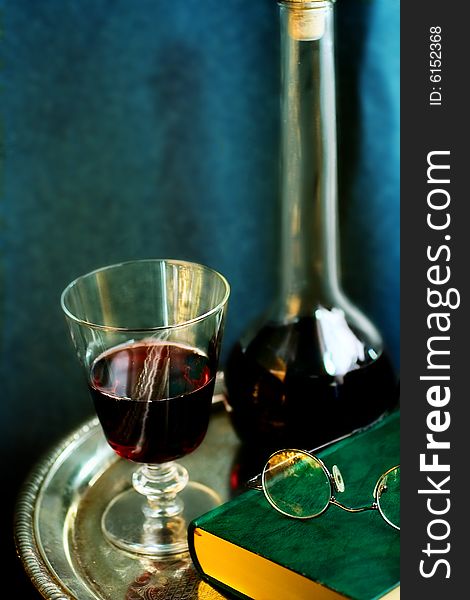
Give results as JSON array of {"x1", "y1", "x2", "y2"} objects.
[{"x1": 249, "y1": 449, "x2": 400, "y2": 530}]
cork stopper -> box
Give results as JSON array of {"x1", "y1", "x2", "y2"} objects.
[{"x1": 282, "y1": 0, "x2": 332, "y2": 42}]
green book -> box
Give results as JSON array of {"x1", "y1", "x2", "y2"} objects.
[{"x1": 188, "y1": 413, "x2": 400, "y2": 600}]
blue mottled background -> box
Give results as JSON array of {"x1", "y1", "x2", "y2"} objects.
[{"x1": 2, "y1": 0, "x2": 399, "y2": 594}]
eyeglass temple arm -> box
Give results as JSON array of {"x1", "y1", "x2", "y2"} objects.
[
  {"x1": 245, "y1": 426, "x2": 370, "y2": 491},
  {"x1": 246, "y1": 476, "x2": 263, "y2": 492}
]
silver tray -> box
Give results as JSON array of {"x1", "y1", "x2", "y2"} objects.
[{"x1": 15, "y1": 380, "x2": 240, "y2": 600}]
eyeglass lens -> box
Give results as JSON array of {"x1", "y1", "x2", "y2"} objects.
[
  {"x1": 262, "y1": 450, "x2": 331, "y2": 518},
  {"x1": 376, "y1": 466, "x2": 400, "y2": 529}
]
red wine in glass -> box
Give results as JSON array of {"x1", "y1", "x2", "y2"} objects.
[{"x1": 89, "y1": 341, "x2": 216, "y2": 464}]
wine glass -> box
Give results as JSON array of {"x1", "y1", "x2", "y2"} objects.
[{"x1": 61, "y1": 259, "x2": 229, "y2": 556}]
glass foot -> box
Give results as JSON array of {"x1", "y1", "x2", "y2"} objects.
[{"x1": 102, "y1": 481, "x2": 221, "y2": 556}]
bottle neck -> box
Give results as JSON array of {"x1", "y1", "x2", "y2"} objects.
[{"x1": 277, "y1": 1, "x2": 341, "y2": 320}]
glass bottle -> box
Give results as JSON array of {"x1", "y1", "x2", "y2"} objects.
[{"x1": 225, "y1": 0, "x2": 398, "y2": 450}]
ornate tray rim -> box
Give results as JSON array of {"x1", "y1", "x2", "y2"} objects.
[{"x1": 15, "y1": 417, "x2": 102, "y2": 600}]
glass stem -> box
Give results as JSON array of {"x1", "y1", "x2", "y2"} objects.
[{"x1": 132, "y1": 462, "x2": 189, "y2": 518}]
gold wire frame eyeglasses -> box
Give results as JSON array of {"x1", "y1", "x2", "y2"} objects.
[{"x1": 248, "y1": 449, "x2": 400, "y2": 530}]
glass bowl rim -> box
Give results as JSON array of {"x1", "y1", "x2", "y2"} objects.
[{"x1": 60, "y1": 258, "x2": 230, "y2": 333}]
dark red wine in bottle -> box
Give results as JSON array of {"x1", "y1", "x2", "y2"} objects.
[
  {"x1": 225, "y1": 316, "x2": 398, "y2": 449},
  {"x1": 89, "y1": 341, "x2": 215, "y2": 463}
]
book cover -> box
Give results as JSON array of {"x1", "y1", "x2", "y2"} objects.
[{"x1": 188, "y1": 412, "x2": 400, "y2": 600}]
